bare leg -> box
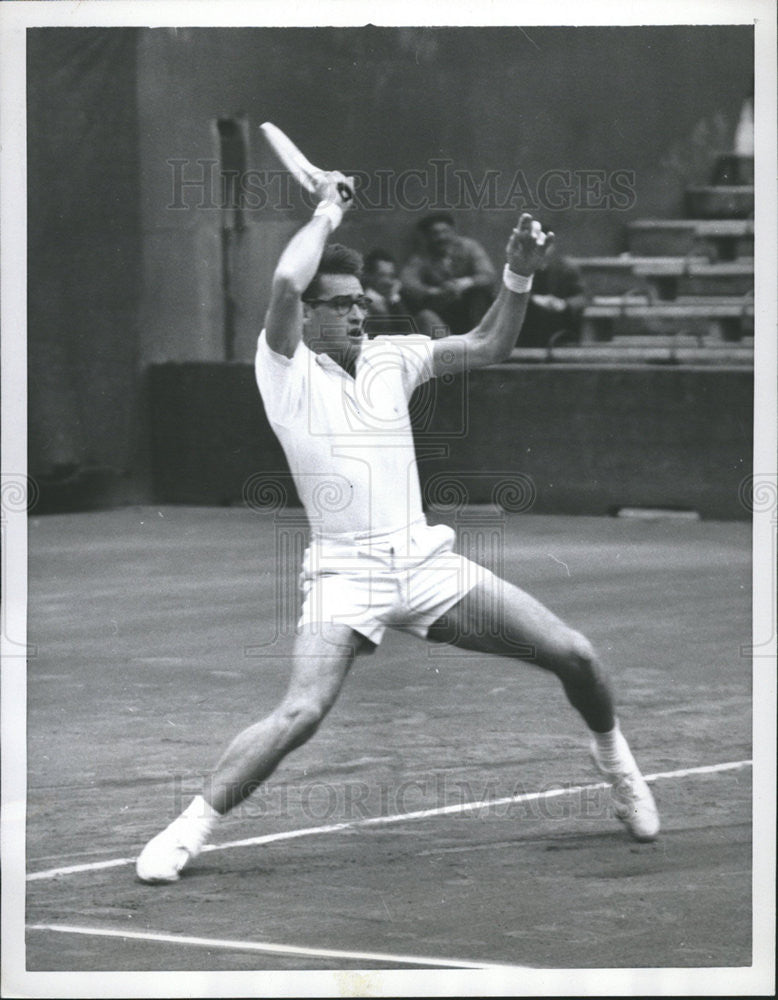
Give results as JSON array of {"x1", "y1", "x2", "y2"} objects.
[
  {"x1": 136, "y1": 622, "x2": 372, "y2": 881},
  {"x1": 427, "y1": 574, "x2": 615, "y2": 731},
  {"x1": 206, "y1": 623, "x2": 372, "y2": 814},
  {"x1": 427, "y1": 574, "x2": 659, "y2": 840}
]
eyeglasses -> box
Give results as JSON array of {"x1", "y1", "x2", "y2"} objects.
[{"x1": 304, "y1": 294, "x2": 371, "y2": 316}]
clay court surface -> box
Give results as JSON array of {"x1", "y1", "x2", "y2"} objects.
[{"x1": 23, "y1": 507, "x2": 753, "y2": 974}]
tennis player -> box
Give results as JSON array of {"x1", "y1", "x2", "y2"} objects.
[{"x1": 137, "y1": 171, "x2": 659, "y2": 882}]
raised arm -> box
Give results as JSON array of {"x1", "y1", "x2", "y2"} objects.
[
  {"x1": 264, "y1": 172, "x2": 354, "y2": 357},
  {"x1": 430, "y1": 214, "x2": 554, "y2": 376}
]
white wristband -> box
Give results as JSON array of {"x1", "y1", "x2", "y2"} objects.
[
  {"x1": 314, "y1": 200, "x2": 343, "y2": 230},
  {"x1": 503, "y1": 264, "x2": 533, "y2": 294}
]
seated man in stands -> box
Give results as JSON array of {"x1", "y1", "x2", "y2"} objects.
[
  {"x1": 361, "y1": 249, "x2": 416, "y2": 336},
  {"x1": 520, "y1": 241, "x2": 587, "y2": 348},
  {"x1": 400, "y1": 213, "x2": 496, "y2": 336}
]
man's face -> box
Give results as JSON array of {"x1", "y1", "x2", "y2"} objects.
[
  {"x1": 303, "y1": 273, "x2": 367, "y2": 360},
  {"x1": 365, "y1": 260, "x2": 397, "y2": 298},
  {"x1": 425, "y1": 221, "x2": 456, "y2": 255}
]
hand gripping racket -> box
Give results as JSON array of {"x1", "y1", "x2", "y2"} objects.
[{"x1": 260, "y1": 122, "x2": 353, "y2": 202}]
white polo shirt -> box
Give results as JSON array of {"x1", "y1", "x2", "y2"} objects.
[{"x1": 254, "y1": 331, "x2": 436, "y2": 536}]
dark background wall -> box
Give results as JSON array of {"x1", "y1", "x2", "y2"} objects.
[
  {"x1": 148, "y1": 363, "x2": 752, "y2": 520},
  {"x1": 136, "y1": 26, "x2": 753, "y2": 365},
  {"x1": 26, "y1": 25, "x2": 754, "y2": 512},
  {"x1": 27, "y1": 29, "x2": 142, "y2": 494}
]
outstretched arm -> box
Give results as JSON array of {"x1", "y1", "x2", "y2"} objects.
[
  {"x1": 264, "y1": 172, "x2": 354, "y2": 358},
  {"x1": 430, "y1": 214, "x2": 554, "y2": 376}
]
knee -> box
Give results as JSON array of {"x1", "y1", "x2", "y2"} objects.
[
  {"x1": 569, "y1": 630, "x2": 597, "y2": 666},
  {"x1": 275, "y1": 699, "x2": 326, "y2": 749},
  {"x1": 558, "y1": 630, "x2": 602, "y2": 684}
]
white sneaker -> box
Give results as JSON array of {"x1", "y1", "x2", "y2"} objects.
[
  {"x1": 135, "y1": 814, "x2": 209, "y2": 883},
  {"x1": 591, "y1": 742, "x2": 660, "y2": 842}
]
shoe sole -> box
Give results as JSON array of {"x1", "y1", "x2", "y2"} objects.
[
  {"x1": 614, "y1": 811, "x2": 660, "y2": 842},
  {"x1": 136, "y1": 870, "x2": 182, "y2": 884}
]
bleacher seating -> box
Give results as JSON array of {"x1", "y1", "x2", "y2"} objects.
[
  {"x1": 581, "y1": 298, "x2": 754, "y2": 343},
  {"x1": 510, "y1": 152, "x2": 754, "y2": 364},
  {"x1": 685, "y1": 185, "x2": 753, "y2": 219},
  {"x1": 566, "y1": 257, "x2": 754, "y2": 300},
  {"x1": 625, "y1": 218, "x2": 754, "y2": 260}
]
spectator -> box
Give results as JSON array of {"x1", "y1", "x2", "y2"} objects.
[
  {"x1": 363, "y1": 249, "x2": 404, "y2": 314},
  {"x1": 520, "y1": 244, "x2": 587, "y2": 348},
  {"x1": 361, "y1": 249, "x2": 417, "y2": 336},
  {"x1": 401, "y1": 213, "x2": 496, "y2": 336}
]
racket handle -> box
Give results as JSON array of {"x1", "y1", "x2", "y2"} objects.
[{"x1": 337, "y1": 181, "x2": 353, "y2": 202}]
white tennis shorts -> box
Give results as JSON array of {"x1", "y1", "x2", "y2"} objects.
[{"x1": 298, "y1": 518, "x2": 493, "y2": 644}]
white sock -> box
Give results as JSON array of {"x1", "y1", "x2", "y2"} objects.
[
  {"x1": 593, "y1": 721, "x2": 637, "y2": 772},
  {"x1": 177, "y1": 795, "x2": 220, "y2": 844}
]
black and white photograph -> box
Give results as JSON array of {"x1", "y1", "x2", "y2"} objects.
[{"x1": 1, "y1": 1, "x2": 775, "y2": 996}]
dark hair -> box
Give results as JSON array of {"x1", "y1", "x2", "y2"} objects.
[
  {"x1": 363, "y1": 248, "x2": 396, "y2": 273},
  {"x1": 303, "y1": 243, "x2": 363, "y2": 299},
  {"x1": 417, "y1": 212, "x2": 455, "y2": 234}
]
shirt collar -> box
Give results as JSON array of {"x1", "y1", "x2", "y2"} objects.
[{"x1": 312, "y1": 338, "x2": 366, "y2": 375}]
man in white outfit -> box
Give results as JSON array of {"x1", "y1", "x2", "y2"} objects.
[{"x1": 137, "y1": 170, "x2": 659, "y2": 883}]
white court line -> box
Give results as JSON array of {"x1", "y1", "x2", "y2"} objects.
[
  {"x1": 26, "y1": 922, "x2": 520, "y2": 970},
  {"x1": 26, "y1": 759, "x2": 752, "y2": 882}
]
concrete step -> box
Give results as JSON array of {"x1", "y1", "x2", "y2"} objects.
[
  {"x1": 640, "y1": 262, "x2": 754, "y2": 298},
  {"x1": 711, "y1": 153, "x2": 754, "y2": 185},
  {"x1": 627, "y1": 219, "x2": 754, "y2": 259},
  {"x1": 582, "y1": 299, "x2": 754, "y2": 342},
  {"x1": 507, "y1": 344, "x2": 753, "y2": 367},
  {"x1": 588, "y1": 297, "x2": 754, "y2": 313},
  {"x1": 685, "y1": 186, "x2": 754, "y2": 219},
  {"x1": 671, "y1": 294, "x2": 754, "y2": 307},
  {"x1": 610, "y1": 334, "x2": 740, "y2": 348},
  {"x1": 567, "y1": 255, "x2": 699, "y2": 297},
  {"x1": 569, "y1": 256, "x2": 754, "y2": 298}
]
